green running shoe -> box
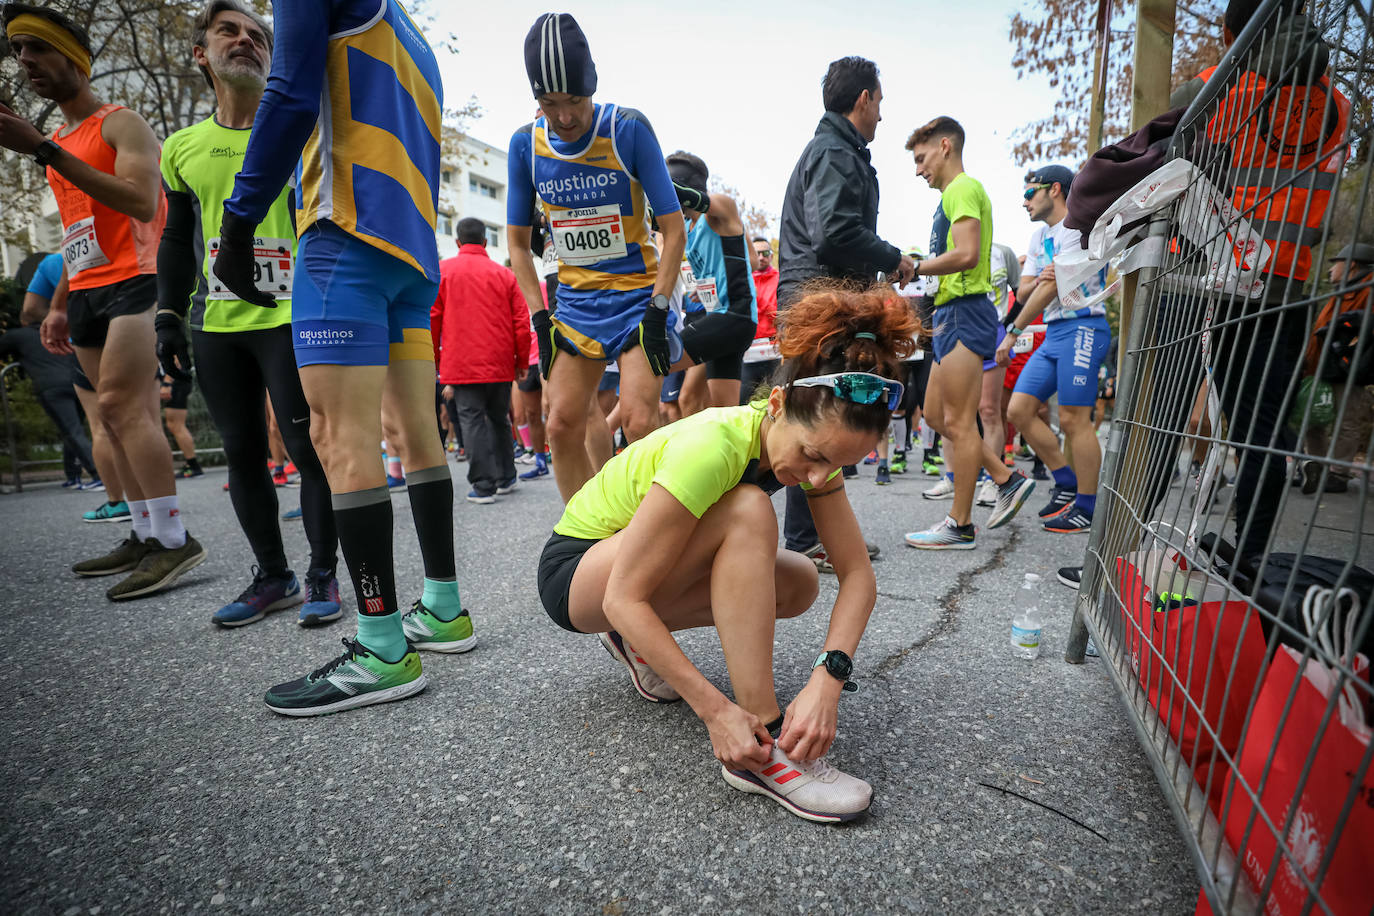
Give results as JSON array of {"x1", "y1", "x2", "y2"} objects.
[
  {"x1": 73, "y1": 535, "x2": 149, "y2": 577},
  {"x1": 401, "y1": 600, "x2": 477, "y2": 653},
  {"x1": 106, "y1": 534, "x2": 207, "y2": 600},
  {"x1": 83, "y1": 500, "x2": 131, "y2": 523},
  {"x1": 922, "y1": 460, "x2": 941, "y2": 477},
  {"x1": 890, "y1": 453, "x2": 907, "y2": 474},
  {"x1": 264, "y1": 637, "x2": 426, "y2": 717}
]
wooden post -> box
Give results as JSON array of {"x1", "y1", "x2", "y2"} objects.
[{"x1": 1086, "y1": 0, "x2": 1112, "y2": 155}]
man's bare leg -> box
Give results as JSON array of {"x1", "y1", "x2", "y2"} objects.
[
  {"x1": 545, "y1": 354, "x2": 607, "y2": 502},
  {"x1": 616, "y1": 344, "x2": 665, "y2": 444},
  {"x1": 934, "y1": 345, "x2": 1012, "y2": 526}
]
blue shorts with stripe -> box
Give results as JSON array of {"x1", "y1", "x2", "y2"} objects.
[
  {"x1": 291, "y1": 221, "x2": 438, "y2": 367},
  {"x1": 551, "y1": 287, "x2": 683, "y2": 365},
  {"x1": 1012, "y1": 317, "x2": 1111, "y2": 407}
]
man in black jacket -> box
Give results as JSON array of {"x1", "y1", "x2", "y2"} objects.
[{"x1": 777, "y1": 56, "x2": 913, "y2": 569}]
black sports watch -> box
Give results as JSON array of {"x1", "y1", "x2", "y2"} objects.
[
  {"x1": 650, "y1": 293, "x2": 670, "y2": 311},
  {"x1": 34, "y1": 139, "x2": 60, "y2": 168},
  {"x1": 813, "y1": 650, "x2": 858, "y2": 692}
]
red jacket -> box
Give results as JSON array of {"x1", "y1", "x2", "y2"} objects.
[
  {"x1": 431, "y1": 244, "x2": 531, "y2": 385},
  {"x1": 753, "y1": 266, "x2": 779, "y2": 339}
]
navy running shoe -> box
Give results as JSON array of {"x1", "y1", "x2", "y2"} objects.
[
  {"x1": 212, "y1": 567, "x2": 303, "y2": 627},
  {"x1": 300, "y1": 568, "x2": 343, "y2": 626},
  {"x1": 1038, "y1": 487, "x2": 1076, "y2": 519},
  {"x1": 1044, "y1": 505, "x2": 1093, "y2": 534}
]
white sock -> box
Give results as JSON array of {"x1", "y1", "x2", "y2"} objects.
[
  {"x1": 145, "y1": 494, "x2": 187, "y2": 548},
  {"x1": 129, "y1": 499, "x2": 151, "y2": 541}
]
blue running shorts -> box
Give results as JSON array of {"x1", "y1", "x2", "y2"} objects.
[
  {"x1": 1012, "y1": 317, "x2": 1111, "y2": 407},
  {"x1": 292, "y1": 221, "x2": 439, "y2": 367},
  {"x1": 932, "y1": 293, "x2": 1000, "y2": 363}
]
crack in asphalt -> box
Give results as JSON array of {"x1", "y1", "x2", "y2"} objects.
[{"x1": 871, "y1": 526, "x2": 1022, "y2": 680}]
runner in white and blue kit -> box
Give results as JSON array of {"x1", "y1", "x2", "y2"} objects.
[{"x1": 997, "y1": 165, "x2": 1111, "y2": 534}]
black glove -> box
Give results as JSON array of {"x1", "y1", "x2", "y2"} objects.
[
  {"x1": 639, "y1": 305, "x2": 671, "y2": 376},
  {"x1": 155, "y1": 311, "x2": 193, "y2": 381},
  {"x1": 212, "y1": 209, "x2": 277, "y2": 308},
  {"x1": 532, "y1": 309, "x2": 557, "y2": 380}
]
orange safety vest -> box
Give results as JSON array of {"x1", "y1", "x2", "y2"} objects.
[
  {"x1": 1199, "y1": 65, "x2": 1349, "y2": 283},
  {"x1": 46, "y1": 103, "x2": 165, "y2": 291}
]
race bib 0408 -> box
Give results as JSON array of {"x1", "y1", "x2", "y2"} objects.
[
  {"x1": 550, "y1": 205, "x2": 628, "y2": 266},
  {"x1": 207, "y1": 236, "x2": 294, "y2": 300},
  {"x1": 61, "y1": 217, "x2": 109, "y2": 278}
]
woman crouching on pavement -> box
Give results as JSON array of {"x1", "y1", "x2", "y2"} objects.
[{"x1": 536, "y1": 284, "x2": 917, "y2": 823}]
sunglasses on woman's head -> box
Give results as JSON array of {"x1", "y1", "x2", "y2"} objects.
[{"x1": 790, "y1": 372, "x2": 905, "y2": 412}]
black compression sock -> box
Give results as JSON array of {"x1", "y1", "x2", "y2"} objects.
[
  {"x1": 766, "y1": 714, "x2": 784, "y2": 739},
  {"x1": 404, "y1": 465, "x2": 456, "y2": 581},
  {"x1": 333, "y1": 486, "x2": 397, "y2": 616}
]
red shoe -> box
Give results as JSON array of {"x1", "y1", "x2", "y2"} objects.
[
  {"x1": 272, "y1": 469, "x2": 289, "y2": 487},
  {"x1": 284, "y1": 462, "x2": 298, "y2": 475}
]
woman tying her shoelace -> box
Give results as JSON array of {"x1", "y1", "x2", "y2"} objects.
[{"x1": 535, "y1": 283, "x2": 918, "y2": 823}]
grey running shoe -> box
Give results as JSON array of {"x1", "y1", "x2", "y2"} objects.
[
  {"x1": 599, "y1": 630, "x2": 680, "y2": 702},
  {"x1": 987, "y1": 472, "x2": 1035, "y2": 529},
  {"x1": 722, "y1": 743, "x2": 872, "y2": 823},
  {"x1": 73, "y1": 536, "x2": 149, "y2": 577},
  {"x1": 106, "y1": 534, "x2": 207, "y2": 601}
]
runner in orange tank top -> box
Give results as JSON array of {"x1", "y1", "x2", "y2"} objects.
[{"x1": 1, "y1": 3, "x2": 207, "y2": 599}]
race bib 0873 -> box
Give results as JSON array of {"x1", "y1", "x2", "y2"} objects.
[{"x1": 61, "y1": 217, "x2": 109, "y2": 278}]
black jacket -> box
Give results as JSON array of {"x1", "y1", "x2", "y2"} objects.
[{"x1": 777, "y1": 112, "x2": 901, "y2": 305}]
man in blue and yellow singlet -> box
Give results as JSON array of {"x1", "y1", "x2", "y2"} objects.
[
  {"x1": 507, "y1": 12, "x2": 686, "y2": 504},
  {"x1": 214, "y1": 0, "x2": 474, "y2": 717}
]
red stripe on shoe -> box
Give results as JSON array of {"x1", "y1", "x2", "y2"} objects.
[
  {"x1": 775, "y1": 770, "x2": 801, "y2": 784},
  {"x1": 761, "y1": 763, "x2": 787, "y2": 776}
]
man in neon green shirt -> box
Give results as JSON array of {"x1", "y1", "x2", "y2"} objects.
[
  {"x1": 154, "y1": 0, "x2": 344, "y2": 628},
  {"x1": 902, "y1": 116, "x2": 1034, "y2": 550}
]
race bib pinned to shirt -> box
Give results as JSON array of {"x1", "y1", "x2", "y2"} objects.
[
  {"x1": 694, "y1": 277, "x2": 720, "y2": 311},
  {"x1": 206, "y1": 236, "x2": 294, "y2": 300},
  {"x1": 61, "y1": 217, "x2": 109, "y2": 278},
  {"x1": 550, "y1": 205, "x2": 628, "y2": 266},
  {"x1": 540, "y1": 238, "x2": 559, "y2": 275}
]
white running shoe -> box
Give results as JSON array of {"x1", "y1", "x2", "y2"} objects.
[
  {"x1": 904, "y1": 516, "x2": 976, "y2": 550},
  {"x1": 976, "y1": 477, "x2": 997, "y2": 507},
  {"x1": 721, "y1": 743, "x2": 872, "y2": 823},
  {"x1": 599, "y1": 631, "x2": 681, "y2": 703},
  {"x1": 922, "y1": 477, "x2": 955, "y2": 500}
]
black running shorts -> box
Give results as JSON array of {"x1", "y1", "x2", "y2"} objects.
[
  {"x1": 68, "y1": 275, "x2": 157, "y2": 348},
  {"x1": 516, "y1": 363, "x2": 541, "y2": 393},
  {"x1": 537, "y1": 532, "x2": 600, "y2": 633}
]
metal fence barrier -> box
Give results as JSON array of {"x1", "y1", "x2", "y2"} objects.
[
  {"x1": 0, "y1": 363, "x2": 225, "y2": 493},
  {"x1": 1067, "y1": 0, "x2": 1372, "y2": 912}
]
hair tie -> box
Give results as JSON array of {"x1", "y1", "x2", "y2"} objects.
[{"x1": 854, "y1": 332, "x2": 876, "y2": 342}]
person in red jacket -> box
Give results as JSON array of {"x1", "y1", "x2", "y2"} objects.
[
  {"x1": 739, "y1": 236, "x2": 780, "y2": 403},
  {"x1": 432, "y1": 218, "x2": 532, "y2": 503}
]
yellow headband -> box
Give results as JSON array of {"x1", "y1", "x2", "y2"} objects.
[{"x1": 6, "y1": 13, "x2": 91, "y2": 78}]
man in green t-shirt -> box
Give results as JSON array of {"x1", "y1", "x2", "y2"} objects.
[
  {"x1": 154, "y1": 0, "x2": 343, "y2": 627},
  {"x1": 902, "y1": 117, "x2": 1034, "y2": 550}
]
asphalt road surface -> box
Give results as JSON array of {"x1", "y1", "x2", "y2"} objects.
[{"x1": 2, "y1": 453, "x2": 1196, "y2": 915}]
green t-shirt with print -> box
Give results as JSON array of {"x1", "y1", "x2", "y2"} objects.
[
  {"x1": 932, "y1": 172, "x2": 993, "y2": 307},
  {"x1": 160, "y1": 116, "x2": 295, "y2": 333},
  {"x1": 556, "y1": 404, "x2": 768, "y2": 540}
]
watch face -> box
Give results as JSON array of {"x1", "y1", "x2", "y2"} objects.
[
  {"x1": 825, "y1": 651, "x2": 852, "y2": 679},
  {"x1": 651, "y1": 294, "x2": 669, "y2": 311}
]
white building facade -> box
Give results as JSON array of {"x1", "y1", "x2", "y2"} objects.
[{"x1": 436, "y1": 134, "x2": 510, "y2": 265}]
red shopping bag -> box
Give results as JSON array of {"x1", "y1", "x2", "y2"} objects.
[
  {"x1": 1116, "y1": 557, "x2": 1269, "y2": 806},
  {"x1": 1222, "y1": 648, "x2": 1373, "y2": 915}
]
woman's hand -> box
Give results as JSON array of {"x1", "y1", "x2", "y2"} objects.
[
  {"x1": 704, "y1": 702, "x2": 773, "y2": 772},
  {"x1": 778, "y1": 673, "x2": 841, "y2": 762}
]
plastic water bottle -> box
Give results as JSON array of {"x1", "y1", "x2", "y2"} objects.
[{"x1": 1011, "y1": 573, "x2": 1043, "y2": 659}]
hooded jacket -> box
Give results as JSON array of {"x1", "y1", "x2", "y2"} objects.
[{"x1": 777, "y1": 112, "x2": 901, "y2": 306}]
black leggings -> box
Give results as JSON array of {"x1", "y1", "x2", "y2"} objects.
[{"x1": 193, "y1": 326, "x2": 337, "y2": 574}]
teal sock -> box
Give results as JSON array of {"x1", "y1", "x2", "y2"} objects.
[
  {"x1": 356, "y1": 611, "x2": 407, "y2": 663},
  {"x1": 420, "y1": 577, "x2": 463, "y2": 622}
]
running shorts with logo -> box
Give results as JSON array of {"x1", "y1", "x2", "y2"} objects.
[
  {"x1": 220, "y1": 0, "x2": 445, "y2": 368},
  {"x1": 292, "y1": 221, "x2": 438, "y2": 367},
  {"x1": 660, "y1": 370, "x2": 685, "y2": 403},
  {"x1": 1004, "y1": 329, "x2": 1046, "y2": 390},
  {"x1": 1013, "y1": 317, "x2": 1111, "y2": 407},
  {"x1": 931, "y1": 293, "x2": 1000, "y2": 363},
  {"x1": 506, "y1": 103, "x2": 682, "y2": 362}
]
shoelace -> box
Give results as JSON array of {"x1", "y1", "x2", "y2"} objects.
[
  {"x1": 309, "y1": 637, "x2": 366, "y2": 681},
  {"x1": 796, "y1": 757, "x2": 838, "y2": 783},
  {"x1": 234, "y1": 565, "x2": 270, "y2": 603},
  {"x1": 306, "y1": 571, "x2": 335, "y2": 604}
]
